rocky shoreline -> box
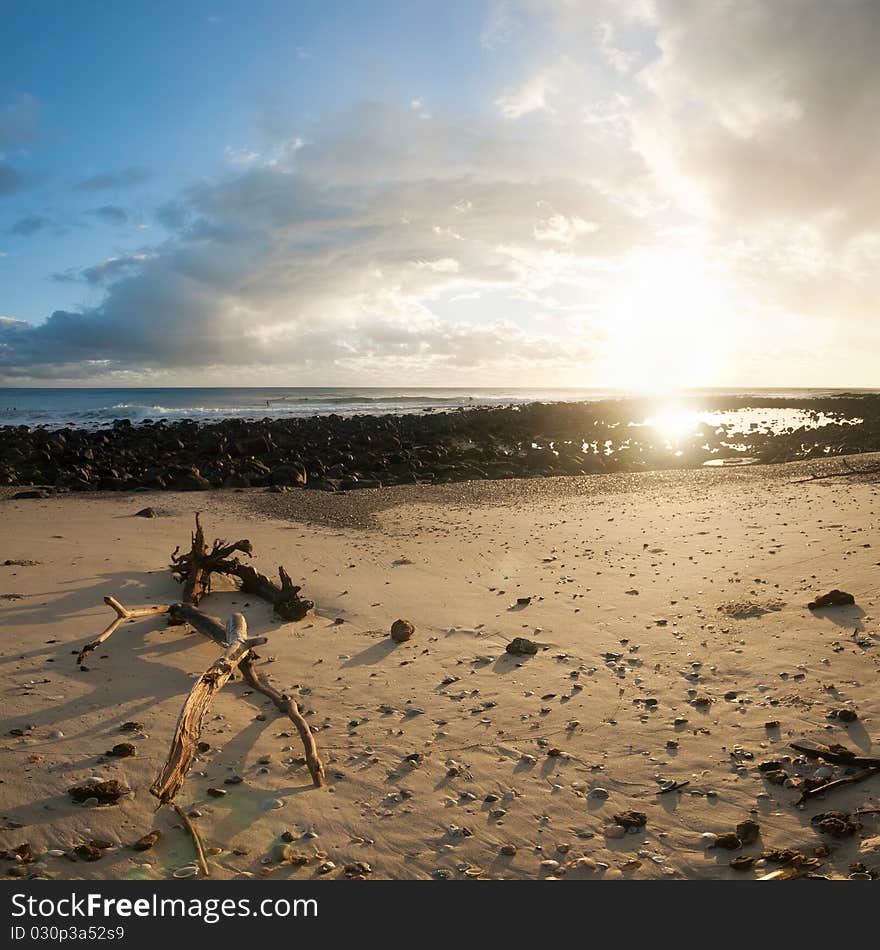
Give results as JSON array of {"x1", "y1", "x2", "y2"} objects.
[{"x1": 2, "y1": 394, "x2": 879, "y2": 493}]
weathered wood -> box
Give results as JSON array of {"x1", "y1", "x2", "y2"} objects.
[
  {"x1": 170, "y1": 513, "x2": 253, "y2": 606},
  {"x1": 150, "y1": 614, "x2": 267, "y2": 803},
  {"x1": 215, "y1": 559, "x2": 314, "y2": 621},
  {"x1": 795, "y1": 767, "x2": 880, "y2": 806},
  {"x1": 167, "y1": 602, "x2": 228, "y2": 645},
  {"x1": 790, "y1": 742, "x2": 880, "y2": 769},
  {"x1": 173, "y1": 804, "x2": 210, "y2": 877},
  {"x1": 239, "y1": 655, "x2": 326, "y2": 787},
  {"x1": 77, "y1": 596, "x2": 170, "y2": 666},
  {"x1": 792, "y1": 460, "x2": 880, "y2": 484}
]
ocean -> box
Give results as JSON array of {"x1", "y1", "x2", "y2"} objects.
[{"x1": 0, "y1": 386, "x2": 875, "y2": 430}]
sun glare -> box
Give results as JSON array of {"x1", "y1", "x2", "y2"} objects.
[{"x1": 645, "y1": 406, "x2": 701, "y2": 443}]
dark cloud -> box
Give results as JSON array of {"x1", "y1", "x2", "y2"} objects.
[
  {"x1": 0, "y1": 162, "x2": 25, "y2": 197},
  {"x1": 74, "y1": 166, "x2": 151, "y2": 191},
  {"x1": 0, "y1": 94, "x2": 38, "y2": 150},
  {"x1": 86, "y1": 205, "x2": 128, "y2": 226},
  {"x1": 9, "y1": 213, "x2": 50, "y2": 236}
]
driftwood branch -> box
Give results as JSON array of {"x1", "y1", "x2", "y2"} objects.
[
  {"x1": 170, "y1": 512, "x2": 253, "y2": 606},
  {"x1": 214, "y1": 559, "x2": 314, "y2": 621},
  {"x1": 168, "y1": 601, "x2": 326, "y2": 787},
  {"x1": 239, "y1": 655, "x2": 326, "y2": 787},
  {"x1": 173, "y1": 804, "x2": 210, "y2": 877},
  {"x1": 792, "y1": 461, "x2": 880, "y2": 484},
  {"x1": 77, "y1": 596, "x2": 170, "y2": 666},
  {"x1": 795, "y1": 767, "x2": 880, "y2": 806},
  {"x1": 790, "y1": 742, "x2": 880, "y2": 770},
  {"x1": 150, "y1": 614, "x2": 267, "y2": 803},
  {"x1": 167, "y1": 602, "x2": 228, "y2": 645}
]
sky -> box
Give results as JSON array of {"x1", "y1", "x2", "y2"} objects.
[{"x1": 1, "y1": 0, "x2": 879, "y2": 389}]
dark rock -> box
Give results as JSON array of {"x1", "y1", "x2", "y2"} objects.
[
  {"x1": 735, "y1": 820, "x2": 760, "y2": 846},
  {"x1": 131, "y1": 830, "x2": 162, "y2": 851},
  {"x1": 106, "y1": 742, "x2": 136, "y2": 758},
  {"x1": 811, "y1": 811, "x2": 858, "y2": 837},
  {"x1": 730, "y1": 855, "x2": 755, "y2": 871},
  {"x1": 506, "y1": 637, "x2": 539, "y2": 656},
  {"x1": 134, "y1": 507, "x2": 157, "y2": 518},
  {"x1": 390, "y1": 619, "x2": 415, "y2": 643},
  {"x1": 67, "y1": 780, "x2": 129, "y2": 805},
  {"x1": 613, "y1": 810, "x2": 647, "y2": 830},
  {"x1": 73, "y1": 844, "x2": 102, "y2": 862},
  {"x1": 808, "y1": 589, "x2": 855, "y2": 610},
  {"x1": 714, "y1": 833, "x2": 742, "y2": 850}
]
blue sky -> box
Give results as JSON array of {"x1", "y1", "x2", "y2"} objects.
[
  {"x1": 2, "y1": 1, "x2": 879, "y2": 387},
  {"x1": 1, "y1": 1, "x2": 493, "y2": 319}
]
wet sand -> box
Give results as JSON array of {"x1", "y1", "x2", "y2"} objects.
[{"x1": 1, "y1": 455, "x2": 879, "y2": 880}]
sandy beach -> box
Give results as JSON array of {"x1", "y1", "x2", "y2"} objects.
[{"x1": 1, "y1": 457, "x2": 878, "y2": 881}]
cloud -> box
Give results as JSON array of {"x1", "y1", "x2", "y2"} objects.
[
  {"x1": 0, "y1": 163, "x2": 25, "y2": 197},
  {"x1": 74, "y1": 167, "x2": 151, "y2": 191},
  {"x1": 9, "y1": 213, "x2": 51, "y2": 236},
  {"x1": 629, "y1": 0, "x2": 880, "y2": 240},
  {"x1": 0, "y1": 101, "x2": 640, "y2": 382},
  {"x1": 53, "y1": 254, "x2": 153, "y2": 286},
  {"x1": 495, "y1": 72, "x2": 556, "y2": 118},
  {"x1": 0, "y1": 94, "x2": 38, "y2": 150},
  {"x1": 86, "y1": 205, "x2": 128, "y2": 226},
  {"x1": 481, "y1": 1, "x2": 522, "y2": 49}
]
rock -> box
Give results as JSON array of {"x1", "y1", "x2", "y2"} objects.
[
  {"x1": 613, "y1": 811, "x2": 647, "y2": 830},
  {"x1": 206, "y1": 787, "x2": 227, "y2": 798},
  {"x1": 714, "y1": 833, "x2": 742, "y2": 850},
  {"x1": 67, "y1": 780, "x2": 129, "y2": 805},
  {"x1": 131, "y1": 831, "x2": 162, "y2": 852},
  {"x1": 500, "y1": 844, "x2": 517, "y2": 856},
  {"x1": 588, "y1": 787, "x2": 610, "y2": 800},
  {"x1": 763, "y1": 769, "x2": 788, "y2": 785},
  {"x1": 836, "y1": 708, "x2": 859, "y2": 723},
  {"x1": 736, "y1": 820, "x2": 760, "y2": 846},
  {"x1": 730, "y1": 855, "x2": 755, "y2": 871},
  {"x1": 134, "y1": 507, "x2": 157, "y2": 518},
  {"x1": 390, "y1": 619, "x2": 415, "y2": 643},
  {"x1": 808, "y1": 589, "x2": 855, "y2": 610},
  {"x1": 73, "y1": 845, "x2": 102, "y2": 862},
  {"x1": 269, "y1": 842, "x2": 294, "y2": 863},
  {"x1": 173, "y1": 865, "x2": 199, "y2": 878},
  {"x1": 603, "y1": 824, "x2": 626, "y2": 839},
  {"x1": 343, "y1": 861, "x2": 372, "y2": 877},
  {"x1": 106, "y1": 742, "x2": 136, "y2": 758},
  {"x1": 811, "y1": 811, "x2": 858, "y2": 837},
  {"x1": 506, "y1": 637, "x2": 539, "y2": 656},
  {"x1": 262, "y1": 798, "x2": 284, "y2": 811}
]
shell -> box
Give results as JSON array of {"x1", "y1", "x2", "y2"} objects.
[{"x1": 172, "y1": 865, "x2": 200, "y2": 879}]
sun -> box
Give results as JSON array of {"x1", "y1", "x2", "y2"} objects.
[
  {"x1": 597, "y1": 245, "x2": 733, "y2": 392},
  {"x1": 645, "y1": 406, "x2": 702, "y2": 443}
]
